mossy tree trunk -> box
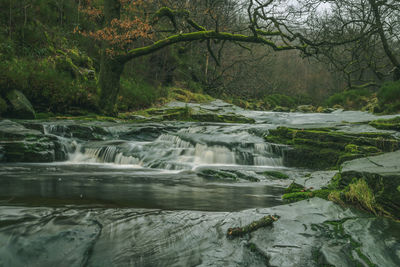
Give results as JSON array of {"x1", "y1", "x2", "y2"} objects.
[
  {"x1": 98, "y1": 0, "x2": 123, "y2": 114},
  {"x1": 99, "y1": 55, "x2": 124, "y2": 115}
]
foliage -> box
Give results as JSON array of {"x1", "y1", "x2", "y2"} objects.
[
  {"x1": 118, "y1": 77, "x2": 165, "y2": 111},
  {"x1": 377, "y1": 80, "x2": 400, "y2": 113},
  {"x1": 0, "y1": 57, "x2": 98, "y2": 113},
  {"x1": 0, "y1": 97, "x2": 7, "y2": 115},
  {"x1": 325, "y1": 89, "x2": 373, "y2": 110}
]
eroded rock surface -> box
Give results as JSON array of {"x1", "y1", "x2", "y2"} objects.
[{"x1": 0, "y1": 199, "x2": 399, "y2": 266}]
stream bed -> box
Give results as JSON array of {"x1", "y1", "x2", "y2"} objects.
[{"x1": 0, "y1": 102, "x2": 399, "y2": 266}]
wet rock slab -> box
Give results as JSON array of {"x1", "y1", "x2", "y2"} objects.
[
  {"x1": 1, "y1": 198, "x2": 399, "y2": 266},
  {"x1": 0, "y1": 120, "x2": 66, "y2": 162},
  {"x1": 341, "y1": 150, "x2": 400, "y2": 219}
]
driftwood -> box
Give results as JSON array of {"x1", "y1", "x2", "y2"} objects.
[{"x1": 227, "y1": 215, "x2": 279, "y2": 239}]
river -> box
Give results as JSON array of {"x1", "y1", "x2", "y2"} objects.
[{"x1": 0, "y1": 102, "x2": 399, "y2": 266}]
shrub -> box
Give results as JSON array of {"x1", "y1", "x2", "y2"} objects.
[
  {"x1": 0, "y1": 58, "x2": 98, "y2": 113},
  {"x1": 377, "y1": 80, "x2": 400, "y2": 113},
  {"x1": 263, "y1": 94, "x2": 297, "y2": 108},
  {"x1": 118, "y1": 78, "x2": 165, "y2": 111},
  {"x1": 325, "y1": 88, "x2": 372, "y2": 109}
]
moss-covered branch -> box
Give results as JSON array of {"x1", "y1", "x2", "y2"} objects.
[
  {"x1": 122, "y1": 30, "x2": 302, "y2": 63},
  {"x1": 227, "y1": 215, "x2": 279, "y2": 239}
]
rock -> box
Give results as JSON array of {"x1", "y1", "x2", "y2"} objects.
[
  {"x1": 0, "y1": 97, "x2": 7, "y2": 116},
  {"x1": 296, "y1": 105, "x2": 315, "y2": 113},
  {"x1": 340, "y1": 150, "x2": 400, "y2": 219},
  {"x1": 265, "y1": 126, "x2": 399, "y2": 169},
  {"x1": 293, "y1": 171, "x2": 338, "y2": 190},
  {"x1": 322, "y1": 107, "x2": 335, "y2": 113},
  {"x1": 2, "y1": 198, "x2": 398, "y2": 266},
  {"x1": 332, "y1": 104, "x2": 344, "y2": 110},
  {"x1": 369, "y1": 116, "x2": 400, "y2": 131},
  {"x1": 5, "y1": 90, "x2": 36, "y2": 119},
  {"x1": 131, "y1": 105, "x2": 255, "y2": 123},
  {"x1": 272, "y1": 106, "x2": 290, "y2": 112},
  {"x1": 0, "y1": 120, "x2": 66, "y2": 162}
]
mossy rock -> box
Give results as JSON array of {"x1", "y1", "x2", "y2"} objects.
[
  {"x1": 282, "y1": 188, "x2": 331, "y2": 203},
  {"x1": 339, "y1": 151, "x2": 400, "y2": 219},
  {"x1": 265, "y1": 127, "x2": 399, "y2": 170},
  {"x1": 5, "y1": 90, "x2": 36, "y2": 119},
  {"x1": 134, "y1": 106, "x2": 254, "y2": 123},
  {"x1": 285, "y1": 182, "x2": 305, "y2": 193},
  {"x1": 262, "y1": 171, "x2": 289, "y2": 179},
  {"x1": 369, "y1": 116, "x2": 400, "y2": 131}
]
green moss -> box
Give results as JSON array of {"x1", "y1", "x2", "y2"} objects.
[
  {"x1": 198, "y1": 169, "x2": 237, "y2": 181},
  {"x1": 285, "y1": 182, "x2": 305, "y2": 193},
  {"x1": 369, "y1": 116, "x2": 400, "y2": 131},
  {"x1": 282, "y1": 189, "x2": 332, "y2": 203},
  {"x1": 262, "y1": 171, "x2": 289, "y2": 179},
  {"x1": 130, "y1": 105, "x2": 255, "y2": 123},
  {"x1": 168, "y1": 88, "x2": 214, "y2": 103}
]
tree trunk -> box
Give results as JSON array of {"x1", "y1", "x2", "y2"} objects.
[
  {"x1": 99, "y1": 53, "x2": 124, "y2": 115},
  {"x1": 369, "y1": 0, "x2": 400, "y2": 81},
  {"x1": 98, "y1": 0, "x2": 122, "y2": 114}
]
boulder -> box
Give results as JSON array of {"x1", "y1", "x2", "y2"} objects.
[
  {"x1": 0, "y1": 120, "x2": 66, "y2": 162},
  {"x1": 340, "y1": 150, "x2": 400, "y2": 219},
  {"x1": 265, "y1": 126, "x2": 399, "y2": 169},
  {"x1": 6, "y1": 90, "x2": 35, "y2": 119},
  {"x1": 272, "y1": 106, "x2": 290, "y2": 112},
  {"x1": 296, "y1": 105, "x2": 315, "y2": 113}
]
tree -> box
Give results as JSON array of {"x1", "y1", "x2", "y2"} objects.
[
  {"x1": 302, "y1": 0, "x2": 400, "y2": 87},
  {"x1": 78, "y1": 0, "x2": 310, "y2": 114}
]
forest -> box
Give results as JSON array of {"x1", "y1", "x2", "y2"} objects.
[
  {"x1": 0, "y1": 0, "x2": 399, "y2": 117},
  {"x1": 0, "y1": 1, "x2": 400, "y2": 266}
]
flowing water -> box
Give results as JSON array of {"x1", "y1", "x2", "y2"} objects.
[{"x1": 0, "y1": 103, "x2": 399, "y2": 266}]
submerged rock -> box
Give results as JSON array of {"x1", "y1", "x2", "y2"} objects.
[{"x1": 5, "y1": 90, "x2": 35, "y2": 119}]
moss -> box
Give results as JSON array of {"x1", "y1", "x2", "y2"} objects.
[
  {"x1": 282, "y1": 189, "x2": 332, "y2": 203},
  {"x1": 168, "y1": 88, "x2": 214, "y2": 103},
  {"x1": 227, "y1": 215, "x2": 278, "y2": 239},
  {"x1": 198, "y1": 169, "x2": 238, "y2": 181},
  {"x1": 285, "y1": 182, "x2": 304, "y2": 193},
  {"x1": 131, "y1": 105, "x2": 255, "y2": 123},
  {"x1": 344, "y1": 179, "x2": 377, "y2": 214},
  {"x1": 340, "y1": 172, "x2": 400, "y2": 219},
  {"x1": 262, "y1": 171, "x2": 289, "y2": 179},
  {"x1": 369, "y1": 116, "x2": 400, "y2": 131}
]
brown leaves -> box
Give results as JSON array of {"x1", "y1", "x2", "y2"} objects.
[{"x1": 78, "y1": 0, "x2": 154, "y2": 55}]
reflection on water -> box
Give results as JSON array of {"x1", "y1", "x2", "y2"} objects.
[{"x1": 0, "y1": 163, "x2": 286, "y2": 211}]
